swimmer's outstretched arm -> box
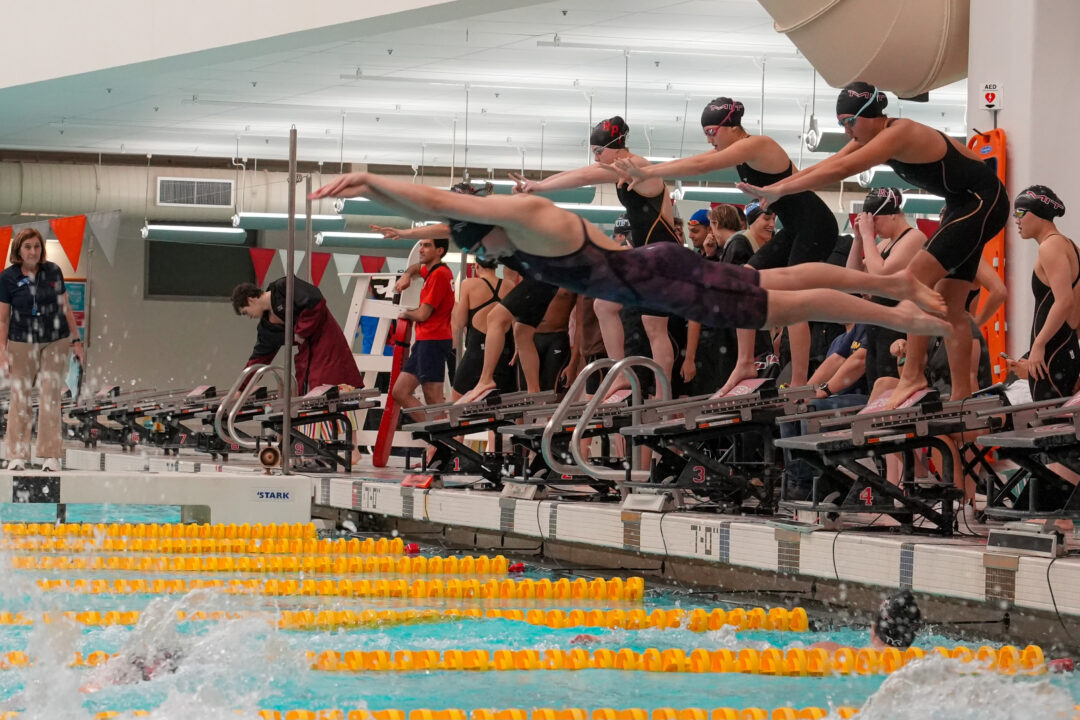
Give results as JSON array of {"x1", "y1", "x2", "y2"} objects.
[
  {"x1": 513, "y1": 163, "x2": 619, "y2": 193},
  {"x1": 614, "y1": 138, "x2": 761, "y2": 183},
  {"x1": 740, "y1": 126, "x2": 904, "y2": 203}
]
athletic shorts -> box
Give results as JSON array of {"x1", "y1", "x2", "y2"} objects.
[
  {"x1": 500, "y1": 277, "x2": 559, "y2": 328},
  {"x1": 529, "y1": 331, "x2": 571, "y2": 391},
  {"x1": 452, "y1": 337, "x2": 516, "y2": 395},
  {"x1": 402, "y1": 339, "x2": 453, "y2": 384}
]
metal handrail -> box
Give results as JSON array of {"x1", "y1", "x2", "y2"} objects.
[
  {"x1": 570, "y1": 356, "x2": 672, "y2": 483},
  {"x1": 539, "y1": 357, "x2": 617, "y2": 476},
  {"x1": 214, "y1": 364, "x2": 286, "y2": 450}
]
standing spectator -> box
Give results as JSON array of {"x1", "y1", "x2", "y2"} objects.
[
  {"x1": 391, "y1": 237, "x2": 455, "y2": 417},
  {"x1": 0, "y1": 229, "x2": 85, "y2": 471}
]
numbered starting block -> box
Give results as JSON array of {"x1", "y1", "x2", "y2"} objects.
[
  {"x1": 619, "y1": 379, "x2": 814, "y2": 512},
  {"x1": 776, "y1": 387, "x2": 1009, "y2": 535}
]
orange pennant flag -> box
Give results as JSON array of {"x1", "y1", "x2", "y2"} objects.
[
  {"x1": 49, "y1": 215, "x2": 87, "y2": 271},
  {"x1": 249, "y1": 247, "x2": 277, "y2": 287}
]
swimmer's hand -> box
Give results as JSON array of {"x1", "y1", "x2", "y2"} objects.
[
  {"x1": 610, "y1": 159, "x2": 646, "y2": 190},
  {"x1": 309, "y1": 172, "x2": 370, "y2": 200},
  {"x1": 369, "y1": 224, "x2": 402, "y2": 239},
  {"x1": 508, "y1": 172, "x2": 538, "y2": 194},
  {"x1": 735, "y1": 182, "x2": 782, "y2": 207}
]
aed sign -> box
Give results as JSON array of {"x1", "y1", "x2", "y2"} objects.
[{"x1": 982, "y1": 82, "x2": 1003, "y2": 110}]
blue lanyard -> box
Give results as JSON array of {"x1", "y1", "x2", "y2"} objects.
[{"x1": 16, "y1": 274, "x2": 39, "y2": 317}]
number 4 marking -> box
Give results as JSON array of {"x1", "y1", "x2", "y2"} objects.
[{"x1": 859, "y1": 487, "x2": 874, "y2": 506}]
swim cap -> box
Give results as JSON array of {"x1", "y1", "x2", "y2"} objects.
[
  {"x1": 744, "y1": 201, "x2": 772, "y2": 227},
  {"x1": 864, "y1": 188, "x2": 904, "y2": 216},
  {"x1": 590, "y1": 116, "x2": 629, "y2": 150},
  {"x1": 701, "y1": 97, "x2": 745, "y2": 128},
  {"x1": 1015, "y1": 184, "x2": 1066, "y2": 220},
  {"x1": 447, "y1": 182, "x2": 495, "y2": 253},
  {"x1": 873, "y1": 590, "x2": 922, "y2": 648},
  {"x1": 688, "y1": 209, "x2": 711, "y2": 227},
  {"x1": 475, "y1": 256, "x2": 499, "y2": 269},
  {"x1": 836, "y1": 82, "x2": 887, "y2": 118},
  {"x1": 613, "y1": 214, "x2": 632, "y2": 236}
]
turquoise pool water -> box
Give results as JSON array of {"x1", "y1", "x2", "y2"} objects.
[{"x1": 0, "y1": 508, "x2": 1077, "y2": 719}]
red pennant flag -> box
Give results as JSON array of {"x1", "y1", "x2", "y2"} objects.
[
  {"x1": 49, "y1": 215, "x2": 87, "y2": 271},
  {"x1": 310, "y1": 252, "x2": 332, "y2": 287},
  {"x1": 848, "y1": 213, "x2": 858, "y2": 232},
  {"x1": 916, "y1": 218, "x2": 940, "y2": 237},
  {"x1": 249, "y1": 247, "x2": 277, "y2": 287},
  {"x1": 0, "y1": 227, "x2": 11, "y2": 266},
  {"x1": 360, "y1": 255, "x2": 385, "y2": 274}
]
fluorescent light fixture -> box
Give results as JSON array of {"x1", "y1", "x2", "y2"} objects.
[
  {"x1": 141, "y1": 224, "x2": 248, "y2": 244},
  {"x1": 316, "y1": 232, "x2": 415, "y2": 249},
  {"x1": 901, "y1": 195, "x2": 945, "y2": 216},
  {"x1": 232, "y1": 212, "x2": 346, "y2": 231},
  {"x1": 678, "y1": 186, "x2": 752, "y2": 203},
  {"x1": 554, "y1": 203, "x2": 625, "y2": 224},
  {"x1": 334, "y1": 198, "x2": 403, "y2": 217}
]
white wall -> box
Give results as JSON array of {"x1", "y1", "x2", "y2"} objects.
[{"x1": 968, "y1": 0, "x2": 1080, "y2": 355}]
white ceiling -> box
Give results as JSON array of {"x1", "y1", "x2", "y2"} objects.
[{"x1": 0, "y1": 0, "x2": 969, "y2": 174}]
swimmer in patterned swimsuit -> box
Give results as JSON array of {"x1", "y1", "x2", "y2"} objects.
[
  {"x1": 741, "y1": 82, "x2": 1009, "y2": 407},
  {"x1": 310, "y1": 173, "x2": 950, "y2": 356},
  {"x1": 615, "y1": 97, "x2": 839, "y2": 392}
]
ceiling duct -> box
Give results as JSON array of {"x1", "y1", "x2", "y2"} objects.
[{"x1": 756, "y1": 0, "x2": 970, "y2": 98}]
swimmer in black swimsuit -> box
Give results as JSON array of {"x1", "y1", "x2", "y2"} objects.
[
  {"x1": 509, "y1": 116, "x2": 679, "y2": 390},
  {"x1": 1014, "y1": 185, "x2": 1080, "y2": 400},
  {"x1": 614, "y1": 97, "x2": 839, "y2": 392},
  {"x1": 450, "y1": 256, "x2": 515, "y2": 400},
  {"x1": 310, "y1": 174, "x2": 951, "y2": 358},
  {"x1": 740, "y1": 82, "x2": 1009, "y2": 408}
]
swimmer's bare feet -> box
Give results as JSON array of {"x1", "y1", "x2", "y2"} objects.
[
  {"x1": 885, "y1": 376, "x2": 929, "y2": 410},
  {"x1": 714, "y1": 361, "x2": 758, "y2": 398},
  {"x1": 891, "y1": 301, "x2": 952, "y2": 337},
  {"x1": 886, "y1": 269, "x2": 947, "y2": 317},
  {"x1": 456, "y1": 381, "x2": 496, "y2": 405}
]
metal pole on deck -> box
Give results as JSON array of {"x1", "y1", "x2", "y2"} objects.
[
  {"x1": 305, "y1": 174, "x2": 314, "y2": 283},
  {"x1": 282, "y1": 127, "x2": 297, "y2": 475}
]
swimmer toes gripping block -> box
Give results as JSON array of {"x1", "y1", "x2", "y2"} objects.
[{"x1": 373, "y1": 319, "x2": 414, "y2": 467}]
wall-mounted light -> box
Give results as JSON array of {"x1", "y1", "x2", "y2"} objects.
[
  {"x1": 140, "y1": 223, "x2": 249, "y2": 244},
  {"x1": 232, "y1": 212, "x2": 346, "y2": 231},
  {"x1": 334, "y1": 198, "x2": 402, "y2": 217},
  {"x1": 677, "y1": 186, "x2": 752, "y2": 203},
  {"x1": 315, "y1": 232, "x2": 414, "y2": 249}
]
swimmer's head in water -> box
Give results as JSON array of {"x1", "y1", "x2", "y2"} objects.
[
  {"x1": 1015, "y1": 185, "x2": 1066, "y2": 221},
  {"x1": 590, "y1": 116, "x2": 629, "y2": 152},
  {"x1": 836, "y1": 82, "x2": 887, "y2": 121},
  {"x1": 447, "y1": 182, "x2": 496, "y2": 255},
  {"x1": 873, "y1": 590, "x2": 922, "y2": 648},
  {"x1": 700, "y1": 97, "x2": 744, "y2": 129},
  {"x1": 864, "y1": 187, "x2": 904, "y2": 216}
]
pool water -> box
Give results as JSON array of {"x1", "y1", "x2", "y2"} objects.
[{"x1": 0, "y1": 510, "x2": 1077, "y2": 720}]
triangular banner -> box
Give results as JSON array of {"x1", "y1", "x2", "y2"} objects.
[
  {"x1": 249, "y1": 248, "x2": 277, "y2": 287},
  {"x1": 277, "y1": 249, "x2": 306, "y2": 275},
  {"x1": 311, "y1": 252, "x2": 332, "y2": 288},
  {"x1": 0, "y1": 227, "x2": 11, "y2": 267},
  {"x1": 916, "y1": 218, "x2": 940, "y2": 237},
  {"x1": 333, "y1": 253, "x2": 361, "y2": 294},
  {"x1": 86, "y1": 211, "x2": 121, "y2": 266},
  {"x1": 384, "y1": 257, "x2": 409, "y2": 274},
  {"x1": 49, "y1": 215, "x2": 87, "y2": 272},
  {"x1": 360, "y1": 255, "x2": 385, "y2": 274}
]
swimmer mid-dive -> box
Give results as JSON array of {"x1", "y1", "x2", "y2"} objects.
[{"x1": 310, "y1": 173, "x2": 949, "y2": 339}]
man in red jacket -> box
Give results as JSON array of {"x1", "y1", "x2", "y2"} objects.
[{"x1": 232, "y1": 276, "x2": 363, "y2": 392}]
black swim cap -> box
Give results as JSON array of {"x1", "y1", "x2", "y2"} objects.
[
  {"x1": 864, "y1": 188, "x2": 904, "y2": 216},
  {"x1": 475, "y1": 256, "x2": 499, "y2": 269},
  {"x1": 836, "y1": 82, "x2": 888, "y2": 118},
  {"x1": 447, "y1": 182, "x2": 494, "y2": 253},
  {"x1": 873, "y1": 590, "x2": 922, "y2": 648},
  {"x1": 701, "y1": 97, "x2": 745, "y2": 128},
  {"x1": 744, "y1": 201, "x2": 772, "y2": 227},
  {"x1": 1015, "y1": 185, "x2": 1066, "y2": 220},
  {"x1": 613, "y1": 214, "x2": 632, "y2": 236},
  {"x1": 590, "y1": 116, "x2": 629, "y2": 150}
]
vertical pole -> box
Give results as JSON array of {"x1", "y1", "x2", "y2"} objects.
[
  {"x1": 282, "y1": 126, "x2": 297, "y2": 475},
  {"x1": 305, "y1": 174, "x2": 313, "y2": 283}
]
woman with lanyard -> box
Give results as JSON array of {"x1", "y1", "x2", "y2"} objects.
[
  {"x1": 847, "y1": 188, "x2": 927, "y2": 388},
  {"x1": 509, "y1": 116, "x2": 679, "y2": 390},
  {"x1": 0, "y1": 228, "x2": 85, "y2": 471},
  {"x1": 613, "y1": 97, "x2": 839, "y2": 394},
  {"x1": 740, "y1": 82, "x2": 1009, "y2": 407}
]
